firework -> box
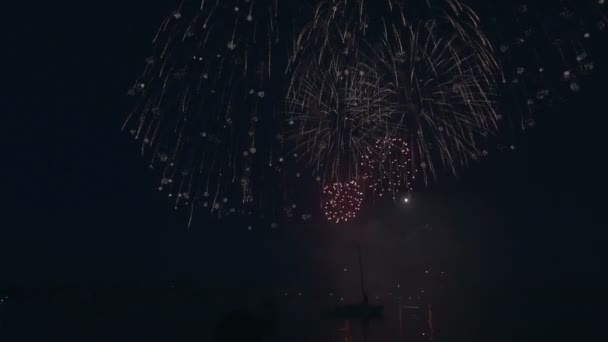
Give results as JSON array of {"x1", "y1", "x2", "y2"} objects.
[
  {"x1": 322, "y1": 181, "x2": 364, "y2": 223},
  {"x1": 124, "y1": 0, "x2": 287, "y2": 216},
  {"x1": 487, "y1": 0, "x2": 607, "y2": 130},
  {"x1": 286, "y1": 0, "x2": 500, "y2": 185},
  {"x1": 123, "y1": 1, "x2": 607, "y2": 224},
  {"x1": 361, "y1": 137, "x2": 418, "y2": 199},
  {"x1": 320, "y1": 137, "x2": 417, "y2": 224},
  {"x1": 286, "y1": 59, "x2": 401, "y2": 183}
]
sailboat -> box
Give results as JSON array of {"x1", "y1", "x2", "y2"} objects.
[{"x1": 330, "y1": 245, "x2": 383, "y2": 320}]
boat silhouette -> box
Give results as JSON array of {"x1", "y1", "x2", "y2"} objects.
[{"x1": 328, "y1": 245, "x2": 383, "y2": 320}]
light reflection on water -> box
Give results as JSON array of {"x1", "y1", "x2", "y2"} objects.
[{"x1": 272, "y1": 295, "x2": 420, "y2": 342}]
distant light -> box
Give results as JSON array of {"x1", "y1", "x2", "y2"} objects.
[{"x1": 403, "y1": 197, "x2": 410, "y2": 203}]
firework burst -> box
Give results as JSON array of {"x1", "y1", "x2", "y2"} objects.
[
  {"x1": 322, "y1": 180, "x2": 364, "y2": 223},
  {"x1": 286, "y1": 59, "x2": 401, "y2": 183},
  {"x1": 361, "y1": 137, "x2": 418, "y2": 199},
  {"x1": 123, "y1": 1, "x2": 607, "y2": 224},
  {"x1": 286, "y1": 0, "x2": 501, "y2": 185},
  {"x1": 124, "y1": 0, "x2": 286, "y2": 217}
]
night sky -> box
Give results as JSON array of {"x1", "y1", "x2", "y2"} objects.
[{"x1": 3, "y1": 0, "x2": 607, "y2": 341}]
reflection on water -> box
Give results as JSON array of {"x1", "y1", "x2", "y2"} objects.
[
  {"x1": 272, "y1": 292, "x2": 434, "y2": 342},
  {"x1": 1, "y1": 219, "x2": 449, "y2": 341},
  {"x1": 0, "y1": 288, "x2": 443, "y2": 341}
]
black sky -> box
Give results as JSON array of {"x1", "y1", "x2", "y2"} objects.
[{"x1": 3, "y1": 0, "x2": 608, "y2": 340}]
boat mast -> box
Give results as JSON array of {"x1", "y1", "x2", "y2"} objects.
[{"x1": 357, "y1": 245, "x2": 367, "y2": 301}]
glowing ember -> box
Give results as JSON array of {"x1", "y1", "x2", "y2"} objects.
[
  {"x1": 322, "y1": 181, "x2": 363, "y2": 224},
  {"x1": 362, "y1": 137, "x2": 418, "y2": 199}
]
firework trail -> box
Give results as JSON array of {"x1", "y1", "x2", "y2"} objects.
[
  {"x1": 124, "y1": 0, "x2": 288, "y2": 217},
  {"x1": 286, "y1": 59, "x2": 402, "y2": 184},
  {"x1": 361, "y1": 137, "x2": 418, "y2": 200},
  {"x1": 286, "y1": 0, "x2": 501, "y2": 188},
  {"x1": 486, "y1": 0, "x2": 607, "y2": 133}
]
